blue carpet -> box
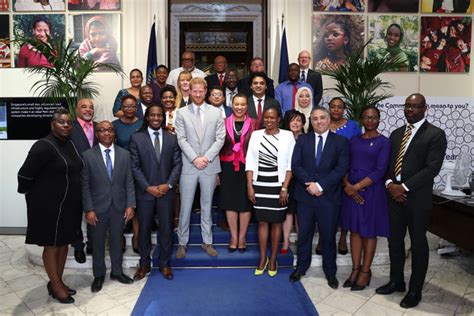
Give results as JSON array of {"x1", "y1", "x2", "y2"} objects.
[{"x1": 132, "y1": 268, "x2": 318, "y2": 316}]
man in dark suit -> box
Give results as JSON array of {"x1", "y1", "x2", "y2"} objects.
[
  {"x1": 290, "y1": 107, "x2": 349, "y2": 289},
  {"x1": 209, "y1": 86, "x2": 232, "y2": 118},
  {"x1": 206, "y1": 56, "x2": 227, "y2": 89},
  {"x1": 376, "y1": 93, "x2": 447, "y2": 309},
  {"x1": 238, "y1": 57, "x2": 275, "y2": 98},
  {"x1": 298, "y1": 50, "x2": 323, "y2": 106},
  {"x1": 246, "y1": 72, "x2": 280, "y2": 128},
  {"x1": 224, "y1": 68, "x2": 239, "y2": 107},
  {"x1": 129, "y1": 105, "x2": 182, "y2": 281},
  {"x1": 70, "y1": 98, "x2": 98, "y2": 263},
  {"x1": 82, "y1": 121, "x2": 135, "y2": 293}
]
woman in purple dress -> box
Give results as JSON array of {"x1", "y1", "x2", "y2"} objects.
[{"x1": 341, "y1": 106, "x2": 391, "y2": 291}]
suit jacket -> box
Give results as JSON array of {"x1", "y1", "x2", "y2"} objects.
[
  {"x1": 306, "y1": 69, "x2": 323, "y2": 106},
  {"x1": 175, "y1": 103, "x2": 225, "y2": 175},
  {"x1": 129, "y1": 129, "x2": 182, "y2": 201},
  {"x1": 206, "y1": 73, "x2": 226, "y2": 89},
  {"x1": 222, "y1": 105, "x2": 232, "y2": 117},
  {"x1": 238, "y1": 75, "x2": 275, "y2": 98},
  {"x1": 81, "y1": 145, "x2": 136, "y2": 214},
  {"x1": 292, "y1": 132, "x2": 349, "y2": 207},
  {"x1": 387, "y1": 121, "x2": 447, "y2": 210},
  {"x1": 247, "y1": 96, "x2": 281, "y2": 128},
  {"x1": 70, "y1": 120, "x2": 98, "y2": 155}
]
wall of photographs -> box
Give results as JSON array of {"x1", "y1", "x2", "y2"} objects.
[
  {"x1": 312, "y1": 0, "x2": 472, "y2": 73},
  {"x1": 0, "y1": 0, "x2": 122, "y2": 69}
]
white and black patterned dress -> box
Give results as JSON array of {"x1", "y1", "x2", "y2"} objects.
[{"x1": 253, "y1": 133, "x2": 286, "y2": 223}]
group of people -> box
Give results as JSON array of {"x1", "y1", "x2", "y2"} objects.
[{"x1": 18, "y1": 48, "x2": 447, "y2": 310}]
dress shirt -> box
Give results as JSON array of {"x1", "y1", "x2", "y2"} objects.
[
  {"x1": 218, "y1": 105, "x2": 227, "y2": 118},
  {"x1": 77, "y1": 117, "x2": 94, "y2": 146},
  {"x1": 192, "y1": 103, "x2": 206, "y2": 125},
  {"x1": 148, "y1": 127, "x2": 163, "y2": 152},
  {"x1": 300, "y1": 69, "x2": 308, "y2": 82},
  {"x1": 314, "y1": 130, "x2": 329, "y2": 192},
  {"x1": 166, "y1": 67, "x2": 207, "y2": 87},
  {"x1": 99, "y1": 143, "x2": 115, "y2": 168},
  {"x1": 225, "y1": 87, "x2": 238, "y2": 106},
  {"x1": 252, "y1": 95, "x2": 266, "y2": 116},
  {"x1": 275, "y1": 80, "x2": 313, "y2": 115}
]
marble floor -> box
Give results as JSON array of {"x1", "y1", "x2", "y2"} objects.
[{"x1": 0, "y1": 233, "x2": 473, "y2": 316}]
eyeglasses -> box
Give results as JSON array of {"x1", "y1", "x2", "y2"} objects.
[
  {"x1": 182, "y1": 58, "x2": 194, "y2": 61},
  {"x1": 361, "y1": 115, "x2": 379, "y2": 121},
  {"x1": 97, "y1": 128, "x2": 115, "y2": 134},
  {"x1": 123, "y1": 105, "x2": 137, "y2": 109},
  {"x1": 404, "y1": 104, "x2": 425, "y2": 110},
  {"x1": 211, "y1": 93, "x2": 223, "y2": 97}
]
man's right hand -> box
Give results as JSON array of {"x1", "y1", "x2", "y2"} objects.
[{"x1": 85, "y1": 211, "x2": 98, "y2": 226}]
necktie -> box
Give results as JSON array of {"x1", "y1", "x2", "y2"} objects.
[
  {"x1": 315, "y1": 135, "x2": 323, "y2": 167},
  {"x1": 257, "y1": 99, "x2": 263, "y2": 124},
  {"x1": 219, "y1": 74, "x2": 224, "y2": 87},
  {"x1": 153, "y1": 131, "x2": 161, "y2": 161},
  {"x1": 195, "y1": 106, "x2": 203, "y2": 139},
  {"x1": 84, "y1": 122, "x2": 93, "y2": 147},
  {"x1": 301, "y1": 70, "x2": 306, "y2": 82},
  {"x1": 292, "y1": 83, "x2": 297, "y2": 109},
  {"x1": 394, "y1": 124, "x2": 414, "y2": 177},
  {"x1": 105, "y1": 149, "x2": 113, "y2": 180}
]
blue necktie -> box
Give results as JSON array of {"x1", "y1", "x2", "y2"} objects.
[
  {"x1": 315, "y1": 135, "x2": 323, "y2": 167},
  {"x1": 105, "y1": 149, "x2": 113, "y2": 180}
]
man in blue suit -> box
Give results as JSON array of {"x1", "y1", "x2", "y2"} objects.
[
  {"x1": 129, "y1": 105, "x2": 182, "y2": 281},
  {"x1": 290, "y1": 107, "x2": 349, "y2": 289}
]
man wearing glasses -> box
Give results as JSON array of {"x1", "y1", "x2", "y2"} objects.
[
  {"x1": 167, "y1": 51, "x2": 207, "y2": 88},
  {"x1": 376, "y1": 93, "x2": 447, "y2": 309}
]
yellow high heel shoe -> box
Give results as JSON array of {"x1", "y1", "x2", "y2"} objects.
[
  {"x1": 268, "y1": 260, "x2": 278, "y2": 277},
  {"x1": 254, "y1": 257, "x2": 269, "y2": 276}
]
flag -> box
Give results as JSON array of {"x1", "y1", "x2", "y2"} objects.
[
  {"x1": 146, "y1": 22, "x2": 157, "y2": 84},
  {"x1": 278, "y1": 28, "x2": 289, "y2": 84}
]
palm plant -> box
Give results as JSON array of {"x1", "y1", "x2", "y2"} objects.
[
  {"x1": 13, "y1": 34, "x2": 122, "y2": 117},
  {"x1": 318, "y1": 40, "x2": 404, "y2": 121}
]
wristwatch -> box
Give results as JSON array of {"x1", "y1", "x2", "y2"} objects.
[
  {"x1": 168, "y1": 184, "x2": 173, "y2": 189},
  {"x1": 280, "y1": 187, "x2": 288, "y2": 192}
]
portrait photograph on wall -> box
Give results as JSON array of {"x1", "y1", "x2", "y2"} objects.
[
  {"x1": 67, "y1": 0, "x2": 120, "y2": 11},
  {"x1": 68, "y1": 14, "x2": 121, "y2": 69},
  {"x1": 312, "y1": 14, "x2": 364, "y2": 71},
  {"x1": 422, "y1": 0, "x2": 472, "y2": 13},
  {"x1": 420, "y1": 16, "x2": 471, "y2": 72},
  {"x1": 313, "y1": 0, "x2": 365, "y2": 12},
  {"x1": 367, "y1": 15, "x2": 419, "y2": 72},
  {"x1": 0, "y1": 0, "x2": 9, "y2": 11},
  {"x1": 13, "y1": 0, "x2": 65, "y2": 11},
  {"x1": 368, "y1": 0, "x2": 420, "y2": 12},
  {"x1": 0, "y1": 15, "x2": 11, "y2": 68},
  {"x1": 13, "y1": 14, "x2": 66, "y2": 68}
]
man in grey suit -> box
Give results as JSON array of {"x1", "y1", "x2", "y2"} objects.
[
  {"x1": 175, "y1": 77, "x2": 225, "y2": 258},
  {"x1": 82, "y1": 121, "x2": 135, "y2": 293}
]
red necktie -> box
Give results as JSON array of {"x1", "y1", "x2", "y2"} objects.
[
  {"x1": 257, "y1": 99, "x2": 263, "y2": 124},
  {"x1": 219, "y1": 74, "x2": 224, "y2": 87},
  {"x1": 292, "y1": 83, "x2": 297, "y2": 109}
]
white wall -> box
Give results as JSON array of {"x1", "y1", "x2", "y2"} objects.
[{"x1": 1, "y1": 0, "x2": 473, "y2": 228}]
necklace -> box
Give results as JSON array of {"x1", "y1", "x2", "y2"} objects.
[{"x1": 233, "y1": 120, "x2": 243, "y2": 136}]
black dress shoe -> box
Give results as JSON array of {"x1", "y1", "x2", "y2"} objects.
[
  {"x1": 400, "y1": 291, "x2": 422, "y2": 309},
  {"x1": 74, "y1": 249, "x2": 86, "y2": 264},
  {"x1": 289, "y1": 270, "x2": 305, "y2": 282},
  {"x1": 375, "y1": 281, "x2": 406, "y2": 295},
  {"x1": 91, "y1": 276, "x2": 104, "y2": 293},
  {"x1": 327, "y1": 275, "x2": 339, "y2": 289},
  {"x1": 110, "y1": 273, "x2": 134, "y2": 284}
]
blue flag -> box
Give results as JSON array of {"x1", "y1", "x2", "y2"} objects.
[
  {"x1": 278, "y1": 28, "x2": 289, "y2": 84},
  {"x1": 146, "y1": 22, "x2": 157, "y2": 84}
]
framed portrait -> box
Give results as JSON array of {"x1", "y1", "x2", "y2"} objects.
[
  {"x1": 67, "y1": 0, "x2": 120, "y2": 11},
  {"x1": 420, "y1": 16, "x2": 471, "y2": 73},
  {"x1": 68, "y1": 13, "x2": 121, "y2": 70},
  {"x1": 312, "y1": 14, "x2": 365, "y2": 71},
  {"x1": 422, "y1": 0, "x2": 472, "y2": 13},
  {"x1": 313, "y1": 0, "x2": 365, "y2": 12},
  {"x1": 367, "y1": 15, "x2": 419, "y2": 72},
  {"x1": 0, "y1": 0, "x2": 9, "y2": 11},
  {"x1": 0, "y1": 15, "x2": 10, "y2": 67},
  {"x1": 13, "y1": 0, "x2": 65, "y2": 11},
  {"x1": 368, "y1": 0, "x2": 420, "y2": 12},
  {"x1": 13, "y1": 14, "x2": 66, "y2": 68}
]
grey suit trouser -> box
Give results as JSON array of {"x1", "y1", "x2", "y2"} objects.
[
  {"x1": 178, "y1": 172, "x2": 217, "y2": 245},
  {"x1": 90, "y1": 207, "x2": 124, "y2": 277}
]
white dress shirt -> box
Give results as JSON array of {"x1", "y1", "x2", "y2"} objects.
[
  {"x1": 314, "y1": 130, "x2": 329, "y2": 191},
  {"x1": 99, "y1": 143, "x2": 115, "y2": 168},
  {"x1": 252, "y1": 95, "x2": 266, "y2": 115},
  {"x1": 148, "y1": 127, "x2": 163, "y2": 152},
  {"x1": 225, "y1": 87, "x2": 238, "y2": 106},
  {"x1": 166, "y1": 67, "x2": 207, "y2": 87}
]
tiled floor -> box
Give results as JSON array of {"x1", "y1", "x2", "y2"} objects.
[{"x1": 1, "y1": 234, "x2": 473, "y2": 315}]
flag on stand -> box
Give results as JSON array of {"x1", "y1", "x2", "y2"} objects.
[
  {"x1": 278, "y1": 27, "x2": 289, "y2": 84},
  {"x1": 146, "y1": 22, "x2": 157, "y2": 84}
]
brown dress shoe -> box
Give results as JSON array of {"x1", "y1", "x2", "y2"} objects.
[
  {"x1": 133, "y1": 265, "x2": 151, "y2": 281},
  {"x1": 159, "y1": 266, "x2": 174, "y2": 280}
]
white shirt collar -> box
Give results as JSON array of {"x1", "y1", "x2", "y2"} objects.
[
  {"x1": 148, "y1": 126, "x2": 161, "y2": 138},
  {"x1": 99, "y1": 143, "x2": 114, "y2": 152},
  {"x1": 408, "y1": 118, "x2": 426, "y2": 130}
]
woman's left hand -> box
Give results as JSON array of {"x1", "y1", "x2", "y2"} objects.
[
  {"x1": 279, "y1": 190, "x2": 289, "y2": 206},
  {"x1": 344, "y1": 183, "x2": 358, "y2": 196}
]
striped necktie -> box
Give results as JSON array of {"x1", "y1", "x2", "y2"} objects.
[{"x1": 394, "y1": 124, "x2": 414, "y2": 177}]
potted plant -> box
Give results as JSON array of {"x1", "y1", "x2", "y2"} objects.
[
  {"x1": 13, "y1": 34, "x2": 122, "y2": 117},
  {"x1": 318, "y1": 40, "x2": 405, "y2": 121}
]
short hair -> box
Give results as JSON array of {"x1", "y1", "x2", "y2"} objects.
[
  {"x1": 189, "y1": 77, "x2": 207, "y2": 90},
  {"x1": 249, "y1": 71, "x2": 268, "y2": 86},
  {"x1": 140, "y1": 84, "x2": 153, "y2": 93},
  {"x1": 160, "y1": 85, "x2": 177, "y2": 99},
  {"x1": 361, "y1": 106, "x2": 380, "y2": 118},
  {"x1": 231, "y1": 93, "x2": 248, "y2": 105},
  {"x1": 140, "y1": 104, "x2": 165, "y2": 130},
  {"x1": 51, "y1": 107, "x2": 70, "y2": 122},
  {"x1": 155, "y1": 64, "x2": 169, "y2": 73},
  {"x1": 283, "y1": 109, "x2": 306, "y2": 132},
  {"x1": 311, "y1": 106, "x2": 330, "y2": 119},
  {"x1": 181, "y1": 51, "x2": 195, "y2": 59},
  {"x1": 263, "y1": 105, "x2": 281, "y2": 118},
  {"x1": 76, "y1": 98, "x2": 93, "y2": 108},
  {"x1": 250, "y1": 57, "x2": 264, "y2": 65},
  {"x1": 210, "y1": 86, "x2": 224, "y2": 93},
  {"x1": 407, "y1": 93, "x2": 426, "y2": 107},
  {"x1": 121, "y1": 94, "x2": 137, "y2": 105},
  {"x1": 129, "y1": 68, "x2": 143, "y2": 78},
  {"x1": 329, "y1": 97, "x2": 346, "y2": 108}
]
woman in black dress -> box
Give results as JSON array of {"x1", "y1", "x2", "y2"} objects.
[
  {"x1": 219, "y1": 94, "x2": 259, "y2": 252},
  {"x1": 18, "y1": 108, "x2": 84, "y2": 304}
]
